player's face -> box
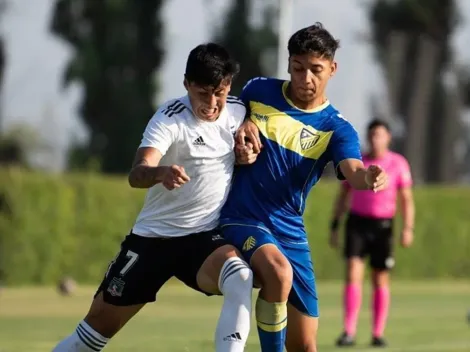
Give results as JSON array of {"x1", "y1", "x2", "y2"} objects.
[
  {"x1": 184, "y1": 79, "x2": 231, "y2": 122},
  {"x1": 368, "y1": 126, "x2": 391, "y2": 153},
  {"x1": 288, "y1": 53, "x2": 337, "y2": 103}
]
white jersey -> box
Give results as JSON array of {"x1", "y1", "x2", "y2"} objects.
[{"x1": 132, "y1": 95, "x2": 246, "y2": 238}]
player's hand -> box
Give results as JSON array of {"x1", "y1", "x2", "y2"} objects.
[
  {"x1": 400, "y1": 228, "x2": 414, "y2": 248},
  {"x1": 329, "y1": 230, "x2": 339, "y2": 249},
  {"x1": 236, "y1": 120, "x2": 262, "y2": 153},
  {"x1": 162, "y1": 165, "x2": 190, "y2": 190},
  {"x1": 235, "y1": 142, "x2": 258, "y2": 165},
  {"x1": 365, "y1": 165, "x2": 388, "y2": 192}
]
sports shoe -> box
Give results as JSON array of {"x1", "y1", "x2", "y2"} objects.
[
  {"x1": 371, "y1": 336, "x2": 387, "y2": 347},
  {"x1": 336, "y1": 332, "x2": 355, "y2": 347}
]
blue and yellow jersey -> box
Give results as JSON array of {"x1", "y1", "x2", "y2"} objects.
[{"x1": 220, "y1": 77, "x2": 362, "y2": 243}]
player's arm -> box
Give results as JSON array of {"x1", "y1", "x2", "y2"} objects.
[
  {"x1": 329, "y1": 183, "x2": 351, "y2": 248},
  {"x1": 339, "y1": 159, "x2": 386, "y2": 191},
  {"x1": 398, "y1": 186, "x2": 415, "y2": 232},
  {"x1": 128, "y1": 111, "x2": 190, "y2": 190},
  {"x1": 397, "y1": 160, "x2": 415, "y2": 247},
  {"x1": 333, "y1": 122, "x2": 387, "y2": 191},
  {"x1": 235, "y1": 79, "x2": 263, "y2": 152},
  {"x1": 331, "y1": 182, "x2": 352, "y2": 225},
  {"x1": 128, "y1": 147, "x2": 166, "y2": 188}
]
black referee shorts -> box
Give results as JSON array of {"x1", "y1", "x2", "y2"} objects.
[{"x1": 344, "y1": 213, "x2": 395, "y2": 270}]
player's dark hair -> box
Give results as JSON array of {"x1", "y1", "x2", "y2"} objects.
[
  {"x1": 367, "y1": 118, "x2": 391, "y2": 133},
  {"x1": 185, "y1": 43, "x2": 240, "y2": 87},
  {"x1": 288, "y1": 22, "x2": 340, "y2": 60}
]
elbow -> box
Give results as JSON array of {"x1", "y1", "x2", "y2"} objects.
[{"x1": 128, "y1": 171, "x2": 139, "y2": 188}]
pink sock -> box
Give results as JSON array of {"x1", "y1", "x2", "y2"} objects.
[
  {"x1": 372, "y1": 286, "x2": 390, "y2": 337},
  {"x1": 344, "y1": 284, "x2": 362, "y2": 336}
]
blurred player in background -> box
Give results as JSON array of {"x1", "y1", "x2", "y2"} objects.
[
  {"x1": 220, "y1": 23, "x2": 389, "y2": 352},
  {"x1": 52, "y1": 43, "x2": 257, "y2": 352},
  {"x1": 330, "y1": 119, "x2": 415, "y2": 347}
]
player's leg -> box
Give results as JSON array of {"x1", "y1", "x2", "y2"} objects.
[
  {"x1": 285, "y1": 304, "x2": 318, "y2": 352},
  {"x1": 284, "y1": 244, "x2": 319, "y2": 352},
  {"x1": 52, "y1": 233, "x2": 173, "y2": 352},
  {"x1": 336, "y1": 214, "x2": 367, "y2": 347},
  {"x1": 369, "y1": 219, "x2": 394, "y2": 347},
  {"x1": 222, "y1": 224, "x2": 292, "y2": 352},
  {"x1": 175, "y1": 230, "x2": 253, "y2": 352}
]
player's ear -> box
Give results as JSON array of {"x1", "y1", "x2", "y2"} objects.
[
  {"x1": 330, "y1": 61, "x2": 338, "y2": 77},
  {"x1": 183, "y1": 77, "x2": 189, "y2": 91}
]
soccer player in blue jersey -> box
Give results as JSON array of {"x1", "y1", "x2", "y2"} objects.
[{"x1": 220, "y1": 23, "x2": 389, "y2": 352}]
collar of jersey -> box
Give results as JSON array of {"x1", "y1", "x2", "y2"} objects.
[{"x1": 281, "y1": 81, "x2": 330, "y2": 113}]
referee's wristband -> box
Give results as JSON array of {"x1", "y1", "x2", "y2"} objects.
[{"x1": 330, "y1": 218, "x2": 340, "y2": 231}]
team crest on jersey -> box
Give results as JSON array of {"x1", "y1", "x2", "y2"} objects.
[
  {"x1": 107, "y1": 277, "x2": 125, "y2": 297},
  {"x1": 300, "y1": 128, "x2": 320, "y2": 150},
  {"x1": 242, "y1": 236, "x2": 257, "y2": 252}
]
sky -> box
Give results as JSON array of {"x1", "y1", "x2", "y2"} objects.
[{"x1": 1, "y1": 0, "x2": 470, "y2": 170}]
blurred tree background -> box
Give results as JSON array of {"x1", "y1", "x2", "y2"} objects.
[
  {"x1": 213, "y1": 0, "x2": 278, "y2": 95},
  {"x1": 0, "y1": 0, "x2": 468, "y2": 181},
  {"x1": 50, "y1": 0, "x2": 166, "y2": 173},
  {"x1": 369, "y1": 0, "x2": 470, "y2": 183}
]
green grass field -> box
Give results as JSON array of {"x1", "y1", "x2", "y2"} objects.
[{"x1": 0, "y1": 281, "x2": 469, "y2": 351}]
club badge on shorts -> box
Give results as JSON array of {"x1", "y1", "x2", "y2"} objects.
[{"x1": 107, "y1": 277, "x2": 125, "y2": 297}]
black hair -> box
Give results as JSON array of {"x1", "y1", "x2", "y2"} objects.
[
  {"x1": 288, "y1": 22, "x2": 340, "y2": 60},
  {"x1": 185, "y1": 43, "x2": 240, "y2": 87},
  {"x1": 367, "y1": 118, "x2": 391, "y2": 133}
]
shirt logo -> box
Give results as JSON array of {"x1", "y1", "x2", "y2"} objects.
[
  {"x1": 300, "y1": 128, "x2": 320, "y2": 150},
  {"x1": 193, "y1": 136, "x2": 206, "y2": 146},
  {"x1": 253, "y1": 112, "x2": 269, "y2": 122},
  {"x1": 242, "y1": 236, "x2": 257, "y2": 252}
]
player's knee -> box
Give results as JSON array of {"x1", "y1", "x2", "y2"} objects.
[
  {"x1": 371, "y1": 269, "x2": 389, "y2": 288},
  {"x1": 346, "y1": 257, "x2": 364, "y2": 284},
  {"x1": 219, "y1": 256, "x2": 254, "y2": 298},
  {"x1": 253, "y1": 247, "x2": 293, "y2": 293}
]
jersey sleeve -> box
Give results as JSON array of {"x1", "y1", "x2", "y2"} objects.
[
  {"x1": 396, "y1": 157, "x2": 413, "y2": 188},
  {"x1": 139, "y1": 110, "x2": 178, "y2": 155},
  {"x1": 226, "y1": 96, "x2": 247, "y2": 129},
  {"x1": 330, "y1": 122, "x2": 362, "y2": 180},
  {"x1": 240, "y1": 77, "x2": 267, "y2": 105}
]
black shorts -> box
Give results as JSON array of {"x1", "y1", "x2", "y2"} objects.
[
  {"x1": 95, "y1": 229, "x2": 227, "y2": 306},
  {"x1": 344, "y1": 213, "x2": 395, "y2": 270}
]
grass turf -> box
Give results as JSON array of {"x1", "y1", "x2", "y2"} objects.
[{"x1": 0, "y1": 281, "x2": 469, "y2": 351}]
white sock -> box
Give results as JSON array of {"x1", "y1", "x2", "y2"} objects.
[
  {"x1": 52, "y1": 320, "x2": 109, "y2": 352},
  {"x1": 215, "y1": 257, "x2": 253, "y2": 352}
]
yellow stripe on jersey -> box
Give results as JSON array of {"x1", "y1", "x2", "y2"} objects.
[{"x1": 250, "y1": 101, "x2": 333, "y2": 160}]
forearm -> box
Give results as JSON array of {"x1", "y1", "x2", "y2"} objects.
[
  {"x1": 332, "y1": 198, "x2": 348, "y2": 220},
  {"x1": 332, "y1": 190, "x2": 350, "y2": 220},
  {"x1": 344, "y1": 167, "x2": 370, "y2": 190},
  {"x1": 128, "y1": 164, "x2": 167, "y2": 189},
  {"x1": 400, "y1": 197, "x2": 415, "y2": 230}
]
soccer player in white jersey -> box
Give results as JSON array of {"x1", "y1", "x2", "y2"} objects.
[{"x1": 52, "y1": 43, "x2": 257, "y2": 352}]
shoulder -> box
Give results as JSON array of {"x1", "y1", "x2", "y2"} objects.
[
  {"x1": 242, "y1": 76, "x2": 282, "y2": 96},
  {"x1": 226, "y1": 95, "x2": 247, "y2": 123},
  {"x1": 326, "y1": 106, "x2": 358, "y2": 138},
  {"x1": 157, "y1": 97, "x2": 189, "y2": 119},
  {"x1": 390, "y1": 151, "x2": 410, "y2": 168},
  {"x1": 147, "y1": 98, "x2": 188, "y2": 131}
]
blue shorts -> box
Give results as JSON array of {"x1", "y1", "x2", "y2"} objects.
[{"x1": 220, "y1": 222, "x2": 319, "y2": 317}]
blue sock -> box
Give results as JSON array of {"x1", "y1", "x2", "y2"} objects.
[{"x1": 256, "y1": 296, "x2": 288, "y2": 352}]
